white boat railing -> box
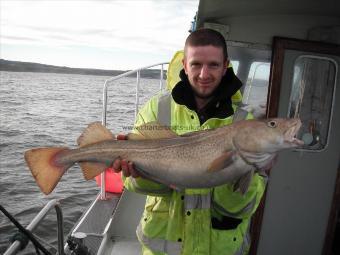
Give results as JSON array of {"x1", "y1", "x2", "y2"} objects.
[{"x1": 100, "y1": 62, "x2": 169, "y2": 199}]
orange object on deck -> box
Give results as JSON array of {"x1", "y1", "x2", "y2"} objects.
[{"x1": 95, "y1": 168, "x2": 123, "y2": 193}]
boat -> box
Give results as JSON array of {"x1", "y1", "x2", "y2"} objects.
[{"x1": 3, "y1": 0, "x2": 340, "y2": 254}]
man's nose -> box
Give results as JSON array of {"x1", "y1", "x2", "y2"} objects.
[{"x1": 199, "y1": 65, "x2": 209, "y2": 79}]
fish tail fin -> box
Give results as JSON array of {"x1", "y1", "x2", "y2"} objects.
[
  {"x1": 77, "y1": 122, "x2": 115, "y2": 180},
  {"x1": 25, "y1": 147, "x2": 71, "y2": 195}
]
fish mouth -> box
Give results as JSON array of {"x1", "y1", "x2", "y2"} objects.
[{"x1": 284, "y1": 119, "x2": 304, "y2": 147}]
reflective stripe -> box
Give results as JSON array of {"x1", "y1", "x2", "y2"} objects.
[
  {"x1": 184, "y1": 193, "x2": 211, "y2": 210},
  {"x1": 130, "y1": 178, "x2": 172, "y2": 195},
  {"x1": 212, "y1": 194, "x2": 257, "y2": 218},
  {"x1": 136, "y1": 222, "x2": 182, "y2": 255},
  {"x1": 233, "y1": 107, "x2": 249, "y2": 122},
  {"x1": 157, "y1": 91, "x2": 172, "y2": 127},
  {"x1": 234, "y1": 223, "x2": 251, "y2": 255}
]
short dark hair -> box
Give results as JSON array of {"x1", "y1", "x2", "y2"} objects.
[{"x1": 184, "y1": 28, "x2": 228, "y2": 60}]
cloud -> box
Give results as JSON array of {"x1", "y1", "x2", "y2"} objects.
[
  {"x1": 1, "y1": 35, "x2": 40, "y2": 42},
  {"x1": 1, "y1": 0, "x2": 198, "y2": 69}
]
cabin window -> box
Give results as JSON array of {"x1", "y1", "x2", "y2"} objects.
[
  {"x1": 288, "y1": 55, "x2": 337, "y2": 151},
  {"x1": 242, "y1": 61, "x2": 270, "y2": 118},
  {"x1": 230, "y1": 60, "x2": 239, "y2": 74}
]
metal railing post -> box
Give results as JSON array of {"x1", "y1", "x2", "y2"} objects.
[
  {"x1": 101, "y1": 80, "x2": 109, "y2": 200},
  {"x1": 160, "y1": 64, "x2": 165, "y2": 90},
  {"x1": 55, "y1": 201, "x2": 64, "y2": 255},
  {"x1": 244, "y1": 63, "x2": 270, "y2": 104},
  {"x1": 136, "y1": 70, "x2": 141, "y2": 117}
]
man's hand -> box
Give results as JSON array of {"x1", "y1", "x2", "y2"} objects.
[{"x1": 112, "y1": 134, "x2": 140, "y2": 178}]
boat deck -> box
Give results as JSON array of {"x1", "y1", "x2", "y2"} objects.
[{"x1": 68, "y1": 190, "x2": 145, "y2": 255}]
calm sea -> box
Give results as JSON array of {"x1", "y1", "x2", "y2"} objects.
[{"x1": 0, "y1": 71, "x2": 160, "y2": 254}]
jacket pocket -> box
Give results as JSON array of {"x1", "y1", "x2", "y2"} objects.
[
  {"x1": 211, "y1": 215, "x2": 242, "y2": 230},
  {"x1": 143, "y1": 196, "x2": 171, "y2": 239},
  {"x1": 210, "y1": 227, "x2": 243, "y2": 255}
]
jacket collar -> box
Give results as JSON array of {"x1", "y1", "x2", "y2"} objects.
[{"x1": 172, "y1": 68, "x2": 242, "y2": 122}]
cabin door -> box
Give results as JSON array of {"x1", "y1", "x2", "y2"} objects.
[{"x1": 255, "y1": 38, "x2": 340, "y2": 255}]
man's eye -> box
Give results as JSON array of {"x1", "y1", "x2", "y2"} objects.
[
  {"x1": 209, "y1": 63, "x2": 220, "y2": 68},
  {"x1": 191, "y1": 63, "x2": 200, "y2": 68}
]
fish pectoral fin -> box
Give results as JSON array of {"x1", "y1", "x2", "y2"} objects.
[
  {"x1": 233, "y1": 170, "x2": 254, "y2": 195},
  {"x1": 79, "y1": 162, "x2": 108, "y2": 180},
  {"x1": 136, "y1": 122, "x2": 178, "y2": 139},
  {"x1": 207, "y1": 151, "x2": 235, "y2": 172},
  {"x1": 77, "y1": 122, "x2": 114, "y2": 147}
]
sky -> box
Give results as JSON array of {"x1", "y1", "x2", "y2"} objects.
[{"x1": 0, "y1": 0, "x2": 199, "y2": 71}]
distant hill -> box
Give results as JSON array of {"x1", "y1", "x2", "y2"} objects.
[{"x1": 0, "y1": 59, "x2": 166, "y2": 79}]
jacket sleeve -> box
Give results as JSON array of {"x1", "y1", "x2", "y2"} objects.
[{"x1": 123, "y1": 94, "x2": 173, "y2": 196}]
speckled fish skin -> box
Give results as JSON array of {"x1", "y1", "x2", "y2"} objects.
[{"x1": 53, "y1": 118, "x2": 303, "y2": 188}]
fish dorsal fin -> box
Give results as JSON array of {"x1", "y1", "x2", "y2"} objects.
[
  {"x1": 77, "y1": 122, "x2": 114, "y2": 147},
  {"x1": 136, "y1": 122, "x2": 178, "y2": 139},
  {"x1": 233, "y1": 170, "x2": 254, "y2": 195},
  {"x1": 207, "y1": 151, "x2": 235, "y2": 172}
]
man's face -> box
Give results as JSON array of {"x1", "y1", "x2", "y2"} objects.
[{"x1": 183, "y1": 45, "x2": 228, "y2": 99}]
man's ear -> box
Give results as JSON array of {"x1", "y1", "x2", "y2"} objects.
[
  {"x1": 226, "y1": 60, "x2": 230, "y2": 67},
  {"x1": 223, "y1": 60, "x2": 229, "y2": 75},
  {"x1": 182, "y1": 58, "x2": 188, "y2": 74}
]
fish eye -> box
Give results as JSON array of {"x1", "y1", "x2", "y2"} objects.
[{"x1": 267, "y1": 120, "x2": 277, "y2": 128}]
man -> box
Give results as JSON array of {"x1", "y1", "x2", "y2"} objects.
[{"x1": 113, "y1": 28, "x2": 266, "y2": 255}]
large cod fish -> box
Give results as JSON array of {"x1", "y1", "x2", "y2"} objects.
[{"x1": 25, "y1": 118, "x2": 303, "y2": 195}]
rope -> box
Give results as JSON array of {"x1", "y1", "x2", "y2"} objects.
[
  {"x1": 0, "y1": 205, "x2": 52, "y2": 255},
  {"x1": 9, "y1": 232, "x2": 29, "y2": 250},
  {"x1": 35, "y1": 235, "x2": 58, "y2": 253}
]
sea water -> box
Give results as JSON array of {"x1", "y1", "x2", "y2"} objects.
[{"x1": 0, "y1": 71, "x2": 160, "y2": 254}]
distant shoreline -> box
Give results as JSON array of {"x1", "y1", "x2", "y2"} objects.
[{"x1": 0, "y1": 59, "x2": 165, "y2": 79}]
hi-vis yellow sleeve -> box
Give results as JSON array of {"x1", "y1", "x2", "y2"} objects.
[{"x1": 123, "y1": 94, "x2": 172, "y2": 196}]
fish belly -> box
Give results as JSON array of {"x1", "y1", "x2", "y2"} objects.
[{"x1": 131, "y1": 152, "x2": 252, "y2": 189}]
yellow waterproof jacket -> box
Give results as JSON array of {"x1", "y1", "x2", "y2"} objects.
[{"x1": 123, "y1": 51, "x2": 266, "y2": 255}]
